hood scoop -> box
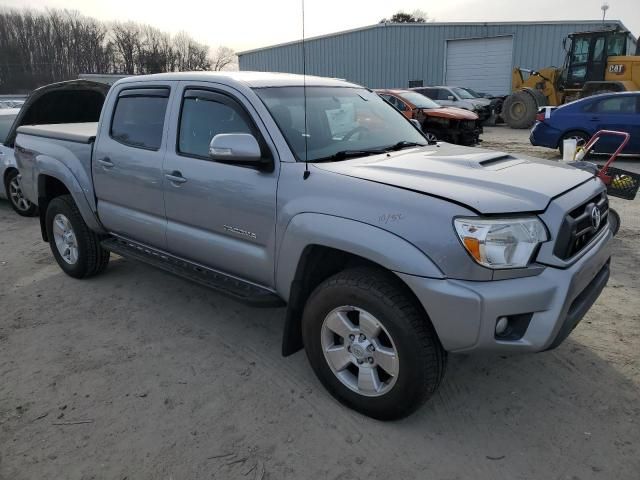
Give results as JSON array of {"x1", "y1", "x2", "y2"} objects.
[{"x1": 478, "y1": 154, "x2": 522, "y2": 170}]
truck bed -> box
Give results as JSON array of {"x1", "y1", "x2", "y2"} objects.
[{"x1": 16, "y1": 122, "x2": 98, "y2": 144}]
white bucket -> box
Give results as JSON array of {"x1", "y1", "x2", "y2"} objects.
[{"x1": 562, "y1": 138, "x2": 577, "y2": 162}]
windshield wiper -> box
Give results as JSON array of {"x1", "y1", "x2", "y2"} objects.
[
  {"x1": 312, "y1": 149, "x2": 387, "y2": 163},
  {"x1": 385, "y1": 141, "x2": 428, "y2": 151}
]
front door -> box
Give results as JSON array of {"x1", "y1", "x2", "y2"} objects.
[
  {"x1": 162, "y1": 82, "x2": 279, "y2": 287},
  {"x1": 93, "y1": 84, "x2": 175, "y2": 249}
]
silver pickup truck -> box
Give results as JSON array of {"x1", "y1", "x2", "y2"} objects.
[{"x1": 15, "y1": 72, "x2": 612, "y2": 419}]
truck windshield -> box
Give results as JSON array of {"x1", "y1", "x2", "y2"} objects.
[{"x1": 254, "y1": 86, "x2": 426, "y2": 162}]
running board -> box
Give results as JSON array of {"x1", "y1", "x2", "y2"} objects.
[{"x1": 101, "y1": 237, "x2": 284, "y2": 307}]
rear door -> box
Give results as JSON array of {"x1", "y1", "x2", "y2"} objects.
[
  {"x1": 161, "y1": 81, "x2": 279, "y2": 287},
  {"x1": 92, "y1": 83, "x2": 175, "y2": 249},
  {"x1": 588, "y1": 94, "x2": 640, "y2": 153}
]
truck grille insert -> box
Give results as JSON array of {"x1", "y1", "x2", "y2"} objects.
[{"x1": 553, "y1": 193, "x2": 608, "y2": 260}]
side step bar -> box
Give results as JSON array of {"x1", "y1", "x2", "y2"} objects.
[{"x1": 101, "y1": 236, "x2": 285, "y2": 307}]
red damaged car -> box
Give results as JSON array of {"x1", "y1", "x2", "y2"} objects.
[{"x1": 376, "y1": 89, "x2": 482, "y2": 146}]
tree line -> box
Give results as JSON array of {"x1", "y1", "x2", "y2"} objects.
[{"x1": 0, "y1": 8, "x2": 236, "y2": 94}]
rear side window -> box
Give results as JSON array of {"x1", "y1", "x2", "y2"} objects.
[
  {"x1": 418, "y1": 88, "x2": 435, "y2": 99},
  {"x1": 592, "y1": 96, "x2": 638, "y2": 114},
  {"x1": 110, "y1": 88, "x2": 169, "y2": 150},
  {"x1": 178, "y1": 90, "x2": 254, "y2": 158}
]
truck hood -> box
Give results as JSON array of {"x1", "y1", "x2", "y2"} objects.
[{"x1": 313, "y1": 144, "x2": 593, "y2": 214}]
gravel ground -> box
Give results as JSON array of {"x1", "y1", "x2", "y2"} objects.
[{"x1": 1, "y1": 127, "x2": 639, "y2": 480}]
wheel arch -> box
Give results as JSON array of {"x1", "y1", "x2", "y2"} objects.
[
  {"x1": 276, "y1": 213, "x2": 444, "y2": 356},
  {"x1": 556, "y1": 129, "x2": 592, "y2": 149},
  {"x1": 36, "y1": 172, "x2": 103, "y2": 241}
]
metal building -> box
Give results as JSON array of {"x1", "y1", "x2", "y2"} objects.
[{"x1": 238, "y1": 20, "x2": 635, "y2": 96}]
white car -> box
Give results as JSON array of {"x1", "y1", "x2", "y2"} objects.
[
  {"x1": 0, "y1": 108, "x2": 37, "y2": 216},
  {"x1": 411, "y1": 86, "x2": 494, "y2": 123}
]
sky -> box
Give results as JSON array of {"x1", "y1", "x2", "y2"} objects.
[{"x1": 2, "y1": 0, "x2": 638, "y2": 52}]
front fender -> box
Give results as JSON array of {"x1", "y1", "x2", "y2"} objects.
[{"x1": 275, "y1": 213, "x2": 444, "y2": 300}]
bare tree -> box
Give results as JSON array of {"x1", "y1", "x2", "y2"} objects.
[
  {"x1": 210, "y1": 46, "x2": 236, "y2": 71},
  {"x1": 111, "y1": 22, "x2": 140, "y2": 75},
  {"x1": 0, "y1": 7, "x2": 227, "y2": 93}
]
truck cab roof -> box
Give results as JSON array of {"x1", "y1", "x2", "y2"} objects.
[{"x1": 113, "y1": 71, "x2": 361, "y2": 89}]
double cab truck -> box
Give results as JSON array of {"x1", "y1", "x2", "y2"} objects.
[{"x1": 15, "y1": 72, "x2": 613, "y2": 419}]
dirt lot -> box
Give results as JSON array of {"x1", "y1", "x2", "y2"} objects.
[{"x1": 1, "y1": 126, "x2": 639, "y2": 480}]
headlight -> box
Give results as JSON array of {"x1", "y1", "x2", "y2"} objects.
[{"x1": 454, "y1": 217, "x2": 548, "y2": 269}]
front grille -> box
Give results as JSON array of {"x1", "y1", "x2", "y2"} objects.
[{"x1": 553, "y1": 193, "x2": 609, "y2": 260}]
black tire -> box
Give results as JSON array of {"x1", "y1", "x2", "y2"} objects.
[
  {"x1": 503, "y1": 90, "x2": 539, "y2": 129},
  {"x1": 302, "y1": 267, "x2": 446, "y2": 420},
  {"x1": 45, "y1": 195, "x2": 110, "y2": 278},
  {"x1": 4, "y1": 169, "x2": 38, "y2": 217},
  {"x1": 608, "y1": 208, "x2": 620, "y2": 236},
  {"x1": 558, "y1": 130, "x2": 591, "y2": 156}
]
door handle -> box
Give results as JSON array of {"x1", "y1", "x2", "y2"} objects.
[
  {"x1": 165, "y1": 171, "x2": 187, "y2": 184},
  {"x1": 98, "y1": 157, "x2": 114, "y2": 168},
  {"x1": 590, "y1": 117, "x2": 600, "y2": 122}
]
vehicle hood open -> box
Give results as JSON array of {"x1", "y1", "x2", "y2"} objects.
[{"x1": 313, "y1": 144, "x2": 594, "y2": 214}]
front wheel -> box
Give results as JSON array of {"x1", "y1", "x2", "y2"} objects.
[
  {"x1": 608, "y1": 208, "x2": 620, "y2": 236},
  {"x1": 46, "y1": 195, "x2": 110, "y2": 278},
  {"x1": 302, "y1": 268, "x2": 446, "y2": 420}
]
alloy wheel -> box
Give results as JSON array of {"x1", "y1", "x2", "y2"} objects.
[
  {"x1": 321, "y1": 306, "x2": 399, "y2": 397},
  {"x1": 52, "y1": 213, "x2": 79, "y2": 265}
]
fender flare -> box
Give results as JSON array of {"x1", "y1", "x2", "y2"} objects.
[
  {"x1": 275, "y1": 213, "x2": 444, "y2": 356},
  {"x1": 275, "y1": 213, "x2": 444, "y2": 299},
  {"x1": 36, "y1": 157, "x2": 105, "y2": 239}
]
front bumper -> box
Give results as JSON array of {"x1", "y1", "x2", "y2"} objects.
[{"x1": 397, "y1": 226, "x2": 612, "y2": 353}]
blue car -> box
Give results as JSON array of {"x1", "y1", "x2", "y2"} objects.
[{"x1": 530, "y1": 92, "x2": 640, "y2": 155}]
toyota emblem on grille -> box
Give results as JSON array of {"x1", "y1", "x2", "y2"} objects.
[{"x1": 591, "y1": 206, "x2": 601, "y2": 230}]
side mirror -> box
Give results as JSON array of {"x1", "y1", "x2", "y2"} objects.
[
  {"x1": 447, "y1": 95, "x2": 456, "y2": 101},
  {"x1": 410, "y1": 119, "x2": 422, "y2": 130},
  {"x1": 209, "y1": 133, "x2": 262, "y2": 163}
]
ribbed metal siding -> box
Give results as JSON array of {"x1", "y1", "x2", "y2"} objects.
[{"x1": 239, "y1": 22, "x2": 628, "y2": 90}]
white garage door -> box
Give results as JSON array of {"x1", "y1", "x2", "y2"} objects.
[{"x1": 445, "y1": 36, "x2": 514, "y2": 96}]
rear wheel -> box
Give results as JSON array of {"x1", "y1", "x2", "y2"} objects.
[
  {"x1": 302, "y1": 267, "x2": 446, "y2": 420},
  {"x1": 46, "y1": 195, "x2": 110, "y2": 278},
  {"x1": 503, "y1": 90, "x2": 539, "y2": 129},
  {"x1": 5, "y1": 169, "x2": 37, "y2": 217},
  {"x1": 559, "y1": 130, "x2": 591, "y2": 156}
]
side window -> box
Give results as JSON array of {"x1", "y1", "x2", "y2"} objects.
[
  {"x1": 420, "y1": 89, "x2": 436, "y2": 100},
  {"x1": 380, "y1": 94, "x2": 395, "y2": 107},
  {"x1": 594, "y1": 96, "x2": 637, "y2": 114},
  {"x1": 607, "y1": 34, "x2": 627, "y2": 57},
  {"x1": 111, "y1": 88, "x2": 169, "y2": 150},
  {"x1": 571, "y1": 38, "x2": 590, "y2": 64},
  {"x1": 384, "y1": 96, "x2": 402, "y2": 111},
  {"x1": 395, "y1": 98, "x2": 408, "y2": 111},
  {"x1": 592, "y1": 37, "x2": 605, "y2": 62},
  {"x1": 178, "y1": 90, "x2": 254, "y2": 158},
  {"x1": 437, "y1": 89, "x2": 451, "y2": 101}
]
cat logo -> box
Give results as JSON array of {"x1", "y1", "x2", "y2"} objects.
[{"x1": 608, "y1": 64, "x2": 625, "y2": 75}]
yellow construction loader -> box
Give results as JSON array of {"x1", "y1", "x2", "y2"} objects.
[{"x1": 503, "y1": 28, "x2": 640, "y2": 128}]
